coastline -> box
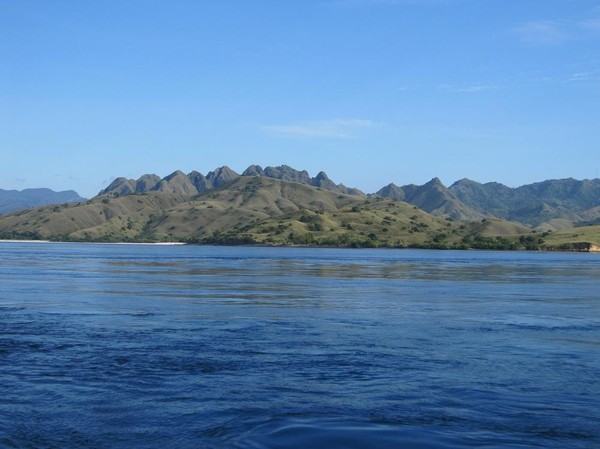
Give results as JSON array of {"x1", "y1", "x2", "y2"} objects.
[
  {"x1": 0, "y1": 239, "x2": 186, "y2": 246},
  {"x1": 0, "y1": 238, "x2": 598, "y2": 252}
]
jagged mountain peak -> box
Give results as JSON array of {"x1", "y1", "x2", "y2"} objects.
[
  {"x1": 314, "y1": 171, "x2": 330, "y2": 181},
  {"x1": 376, "y1": 177, "x2": 483, "y2": 221},
  {"x1": 152, "y1": 171, "x2": 197, "y2": 195},
  {"x1": 97, "y1": 164, "x2": 364, "y2": 199},
  {"x1": 98, "y1": 177, "x2": 137, "y2": 196},
  {"x1": 446, "y1": 177, "x2": 600, "y2": 227},
  {"x1": 375, "y1": 183, "x2": 405, "y2": 201},
  {"x1": 164, "y1": 170, "x2": 187, "y2": 180},
  {"x1": 450, "y1": 178, "x2": 476, "y2": 188},
  {"x1": 262, "y1": 165, "x2": 311, "y2": 183},
  {"x1": 425, "y1": 177, "x2": 444, "y2": 187},
  {"x1": 242, "y1": 165, "x2": 264, "y2": 177},
  {"x1": 135, "y1": 174, "x2": 161, "y2": 193},
  {"x1": 206, "y1": 166, "x2": 240, "y2": 188}
]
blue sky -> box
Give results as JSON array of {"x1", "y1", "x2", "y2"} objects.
[{"x1": 2, "y1": 0, "x2": 600, "y2": 197}]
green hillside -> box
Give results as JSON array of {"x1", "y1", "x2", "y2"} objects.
[
  {"x1": 540, "y1": 225, "x2": 600, "y2": 251},
  {"x1": 0, "y1": 177, "x2": 356, "y2": 242},
  {"x1": 0, "y1": 176, "x2": 546, "y2": 250},
  {"x1": 449, "y1": 177, "x2": 600, "y2": 228}
]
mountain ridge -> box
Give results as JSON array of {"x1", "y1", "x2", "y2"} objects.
[
  {"x1": 4, "y1": 165, "x2": 600, "y2": 241},
  {"x1": 0, "y1": 188, "x2": 86, "y2": 215},
  {"x1": 447, "y1": 177, "x2": 600, "y2": 228},
  {"x1": 98, "y1": 164, "x2": 365, "y2": 198},
  {"x1": 376, "y1": 176, "x2": 600, "y2": 229},
  {"x1": 2, "y1": 172, "x2": 599, "y2": 250},
  {"x1": 98, "y1": 165, "x2": 600, "y2": 230},
  {"x1": 0, "y1": 176, "x2": 542, "y2": 249}
]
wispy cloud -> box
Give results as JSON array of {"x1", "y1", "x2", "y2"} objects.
[
  {"x1": 439, "y1": 83, "x2": 499, "y2": 93},
  {"x1": 579, "y1": 18, "x2": 600, "y2": 30},
  {"x1": 55, "y1": 173, "x2": 78, "y2": 182},
  {"x1": 326, "y1": 0, "x2": 449, "y2": 7},
  {"x1": 578, "y1": 6, "x2": 600, "y2": 30},
  {"x1": 567, "y1": 71, "x2": 600, "y2": 83},
  {"x1": 513, "y1": 8, "x2": 600, "y2": 46},
  {"x1": 102, "y1": 176, "x2": 118, "y2": 186},
  {"x1": 261, "y1": 119, "x2": 376, "y2": 138},
  {"x1": 513, "y1": 20, "x2": 569, "y2": 45}
]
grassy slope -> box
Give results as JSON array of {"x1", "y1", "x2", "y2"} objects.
[
  {"x1": 541, "y1": 224, "x2": 600, "y2": 250},
  {"x1": 0, "y1": 177, "x2": 358, "y2": 242},
  {"x1": 223, "y1": 196, "x2": 458, "y2": 247},
  {"x1": 194, "y1": 196, "x2": 540, "y2": 249},
  {"x1": 151, "y1": 177, "x2": 359, "y2": 240},
  {"x1": 0, "y1": 193, "x2": 187, "y2": 241},
  {"x1": 0, "y1": 176, "x2": 544, "y2": 249}
]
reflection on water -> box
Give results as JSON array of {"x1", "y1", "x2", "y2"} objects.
[{"x1": 0, "y1": 243, "x2": 599, "y2": 448}]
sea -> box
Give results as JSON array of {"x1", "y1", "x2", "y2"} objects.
[{"x1": 0, "y1": 242, "x2": 599, "y2": 448}]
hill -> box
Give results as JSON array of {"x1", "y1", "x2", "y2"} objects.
[
  {"x1": 3, "y1": 166, "x2": 599, "y2": 250},
  {"x1": 448, "y1": 178, "x2": 600, "y2": 228},
  {"x1": 0, "y1": 177, "x2": 360, "y2": 242},
  {"x1": 376, "y1": 177, "x2": 600, "y2": 229},
  {"x1": 0, "y1": 176, "x2": 540, "y2": 249},
  {"x1": 540, "y1": 225, "x2": 600, "y2": 251},
  {"x1": 0, "y1": 188, "x2": 85, "y2": 215},
  {"x1": 375, "y1": 178, "x2": 484, "y2": 221}
]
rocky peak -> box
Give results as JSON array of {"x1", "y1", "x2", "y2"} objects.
[
  {"x1": 375, "y1": 183, "x2": 406, "y2": 200},
  {"x1": 96, "y1": 163, "x2": 364, "y2": 199},
  {"x1": 135, "y1": 174, "x2": 161, "y2": 193},
  {"x1": 424, "y1": 177, "x2": 445, "y2": 189},
  {"x1": 311, "y1": 171, "x2": 336, "y2": 190},
  {"x1": 313, "y1": 171, "x2": 330, "y2": 182},
  {"x1": 98, "y1": 177, "x2": 136, "y2": 196},
  {"x1": 163, "y1": 170, "x2": 186, "y2": 181},
  {"x1": 187, "y1": 171, "x2": 212, "y2": 193},
  {"x1": 152, "y1": 170, "x2": 198, "y2": 195},
  {"x1": 242, "y1": 165, "x2": 264, "y2": 177},
  {"x1": 206, "y1": 166, "x2": 240, "y2": 188},
  {"x1": 262, "y1": 165, "x2": 311, "y2": 184},
  {"x1": 449, "y1": 178, "x2": 475, "y2": 188}
]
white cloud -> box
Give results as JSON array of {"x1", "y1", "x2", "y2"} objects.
[
  {"x1": 513, "y1": 20, "x2": 569, "y2": 45},
  {"x1": 261, "y1": 119, "x2": 376, "y2": 138}
]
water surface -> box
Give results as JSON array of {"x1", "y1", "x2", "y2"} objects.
[{"x1": 1, "y1": 243, "x2": 599, "y2": 448}]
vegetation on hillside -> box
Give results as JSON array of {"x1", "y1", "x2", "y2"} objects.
[{"x1": 0, "y1": 177, "x2": 564, "y2": 250}]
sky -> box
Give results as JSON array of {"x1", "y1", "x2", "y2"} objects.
[{"x1": 2, "y1": 0, "x2": 600, "y2": 198}]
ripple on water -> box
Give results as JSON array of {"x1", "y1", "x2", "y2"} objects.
[{"x1": 227, "y1": 418, "x2": 552, "y2": 449}]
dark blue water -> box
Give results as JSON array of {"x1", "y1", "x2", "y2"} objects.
[{"x1": 1, "y1": 242, "x2": 599, "y2": 448}]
